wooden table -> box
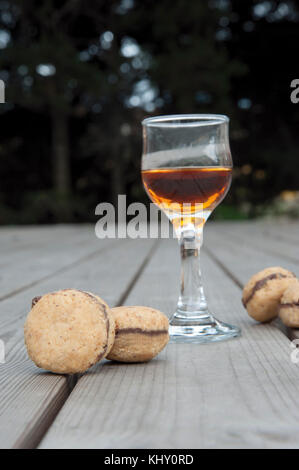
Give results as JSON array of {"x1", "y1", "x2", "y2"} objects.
[{"x1": 1, "y1": 221, "x2": 299, "y2": 449}]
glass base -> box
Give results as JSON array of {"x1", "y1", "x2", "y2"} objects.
[{"x1": 169, "y1": 314, "x2": 241, "y2": 344}]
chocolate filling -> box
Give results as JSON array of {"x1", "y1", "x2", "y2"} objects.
[
  {"x1": 31, "y1": 296, "x2": 42, "y2": 308},
  {"x1": 279, "y1": 302, "x2": 299, "y2": 309},
  {"x1": 116, "y1": 327, "x2": 169, "y2": 336},
  {"x1": 242, "y1": 273, "x2": 294, "y2": 307}
]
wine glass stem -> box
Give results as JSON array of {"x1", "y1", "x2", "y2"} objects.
[{"x1": 175, "y1": 228, "x2": 211, "y2": 322}]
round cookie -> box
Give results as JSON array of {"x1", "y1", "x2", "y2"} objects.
[
  {"x1": 106, "y1": 306, "x2": 169, "y2": 363},
  {"x1": 242, "y1": 267, "x2": 296, "y2": 322},
  {"x1": 278, "y1": 279, "x2": 299, "y2": 327},
  {"x1": 24, "y1": 289, "x2": 115, "y2": 374}
]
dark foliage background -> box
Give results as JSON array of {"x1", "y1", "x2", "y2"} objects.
[{"x1": 0, "y1": 0, "x2": 298, "y2": 224}]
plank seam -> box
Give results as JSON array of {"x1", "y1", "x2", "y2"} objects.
[
  {"x1": 116, "y1": 239, "x2": 160, "y2": 306},
  {"x1": 0, "y1": 241, "x2": 124, "y2": 303},
  {"x1": 204, "y1": 243, "x2": 297, "y2": 343},
  {"x1": 23, "y1": 238, "x2": 159, "y2": 449},
  {"x1": 217, "y1": 226, "x2": 299, "y2": 265},
  {"x1": 204, "y1": 245, "x2": 243, "y2": 289},
  {"x1": 12, "y1": 374, "x2": 78, "y2": 449}
]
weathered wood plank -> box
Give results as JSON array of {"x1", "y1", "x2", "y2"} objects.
[
  {"x1": 0, "y1": 226, "x2": 114, "y2": 301},
  {"x1": 0, "y1": 225, "x2": 85, "y2": 251},
  {"x1": 213, "y1": 221, "x2": 299, "y2": 263},
  {"x1": 205, "y1": 222, "x2": 299, "y2": 341},
  {"x1": 204, "y1": 222, "x2": 299, "y2": 286},
  {"x1": 40, "y1": 237, "x2": 299, "y2": 449},
  {"x1": 0, "y1": 234, "x2": 156, "y2": 449}
]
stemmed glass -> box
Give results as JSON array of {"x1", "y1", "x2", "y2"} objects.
[{"x1": 141, "y1": 114, "x2": 241, "y2": 343}]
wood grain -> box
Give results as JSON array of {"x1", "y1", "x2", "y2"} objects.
[
  {"x1": 0, "y1": 226, "x2": 114, "y2": 301},
  {"x1": 40, "y1": 236, "x2": 299, "y2": 449},
  {"x1": 212, "y1": 221, "x2": 299, "y2": 264},
  {"x1": 204, "y1": 221, "x2": 299, "y2": 341},
  {"x1": 0, "y1": 232, "x2": 156, "y2": 449}
]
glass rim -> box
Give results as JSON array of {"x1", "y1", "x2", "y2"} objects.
[{"x1": 142, "y1": 113, "x2": 229, "y2": 127}]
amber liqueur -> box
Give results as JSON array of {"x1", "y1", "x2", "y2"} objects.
[{"x1": 142, "y1": 166, "x2": 232, "y2": 213}]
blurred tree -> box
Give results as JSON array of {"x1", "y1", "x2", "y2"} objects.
[
  {"x1": 0, "y1": 0, "x2": 298, "y2": 223},
  {"x1": 0, "y1": 0, "x2": 108, "y2": 199},
  {"x1": 127, "y1": 0, "x2": 246, "y2": 114},
  {"x1": 220, "y1": 0, "x2": 299, "y2": 210},
  {"x1": 79, "y1": 0, "x2": 246, "y2": 205},
  {"x1": 0, "y1": 0, "x2": 149, "y2": 209}
]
